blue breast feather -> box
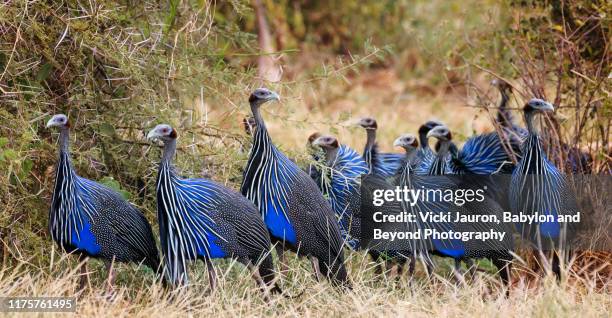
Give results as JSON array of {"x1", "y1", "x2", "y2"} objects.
[
  {"x1": 63, "y1": 177, "x2": 106, "y2": 255},
  {"x1": 253, "y1": 146, "x2": 299, "y2": 245}
]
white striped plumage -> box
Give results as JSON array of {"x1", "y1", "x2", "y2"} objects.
[
  {"x1": 50, "y1": 142, "x2": 156, "y2": 264},
  {"x1": 510, "y1": 134, "x2": 568, "y2": 243},
  {"x1": 241, "y1": 120, "x2": 301, "y2": 242},
  {"x1": 156, "y1": 160, "x2": 232, "y2": 284},
  {"x1": 315, "y1": 145, "x2": 368, "y2": 249}
]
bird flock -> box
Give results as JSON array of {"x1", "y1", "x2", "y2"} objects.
[{"x1": 46, "y1": 81, "x2": 582, "y2": 296}]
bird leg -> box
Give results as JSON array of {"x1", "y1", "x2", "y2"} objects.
[
  {"x1": 374, "y1": 262, "x2": 385, "y2": 277},
  {"x1": 78, "y1": 255, "x2": 89, "y2": 293},
  {"x1": 275, "y1": 244, "x2": 288, "y2": 277},
  {"x1": 407, "y1": 256, "x2": 416, "y2": 277},
  {"x1": 104, "y1": 259, "x2": 116, "y2": 294},
  {"x1": 551, "y1": 251, "x2": 561, "y2": 281},
  {"x1": 389, "y1": 263, "x2": 401, "y2": 281},
  {"x1": 205, "y1": 259, "x2": 217, "y2": 292},
  {"x1": 423, "y1": 256, "x2": 435, "y2": 278},
  {"x1": 248, "y1": 263, "x2": 271, "y2": 302},
  {"x1": 310, "y1": 256, "x2": 322, "y2": 282},
  {"x1": 465, "y1": 259, "x2": 477, "y2": 278},
  {"x1": 453, "y1": 259, "x2": 467, "y2": 285}
]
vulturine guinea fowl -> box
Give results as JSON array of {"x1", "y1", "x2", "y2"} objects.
[
  {"x1": 388, "y1": 133, "x2": 432, "y2": 276},
  {"x1": 306, "y1": 132, "x2": 324, "y2": 182},
  {"x1": 46, "y1": 114, "x2": 160, "y2": 290},
  {"x1": 509, "y1": 98, "x2": 579, "y2": 280},
  {"x1": 147, "y1": 124, "x2": 280, "y2": 295},
  {"x1": 413, "y1": 120, "x2": 444, "y2": 173},
  {"x1": 394, "y1": 134, "x2": 420, "y2": 170},
  {"x1": 491, "y1": 79, "x2": 527, "y2": 163},
  {"x1": 423, "y1": 125, "x2": 515, "y2": 285},
  {"x1": 417, "y1": 125, "x2": 516, "y2": 175},
  {"x1": 312, "y1": 135, "x2": 416, "y2": 279},
  {"x1": 492, "y1": 79, "x2": 525, "y2": 137},
  {"x1": 240, "y1": 88, "x2": 350, "y2": 287},
  {"x1": 492, "y1": 80, "x2": 590, "y2": 173},
  {"x1": 311, "y1": 135, "x2": 369, "y2": 250},
  {"x1": 358, "y1": 117, "x2": 404, "y2": 177}
]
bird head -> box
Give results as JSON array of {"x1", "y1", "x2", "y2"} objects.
[
  {"x1": 312, "y1": 135, "x2": 340, "y2": 151},
  {"x1": 426, "y1": 125, "x2": 452, "y2": 142},
  {"x1": 524, "y1": 98, "x2": 554, "y2": 114},
  {"x1": 491, "y1": 78, "x2": 512, "y2": 94},
  {"x1": 393, "y1": 133, "x2": 418, "y2": 151},
  {"x1": 358, "y1": 117, "x2": 377, "y2": 130},
  {"x1": 307, "y1": 132, "x2": 322, "y2": 145},
  {"x1": 418, "y1": 120, "x2": 443, "y2": 136},
  {"x1": 248, "y1": 88, "x2": 280, "y2": 107},
  {"x1": 46, "y1": 114, "x2": 69, "y2": 129},
  {"x1": 147, "y1": 124, "x2": 177, "y2": 142}
]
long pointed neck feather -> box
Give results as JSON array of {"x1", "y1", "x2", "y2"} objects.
[
  {"x1": 249, "y1": 102, "x2": 275, "y2": 149},
  {"x1": 428, "y1": 140, "x2": 450, "y2": 175}
]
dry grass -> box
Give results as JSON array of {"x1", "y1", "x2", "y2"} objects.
[{"x1": 1, "y1": 247, "x2": 610, "y2": 317}]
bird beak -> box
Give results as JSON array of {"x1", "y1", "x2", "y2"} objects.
[
  {"x1": 146, "y1": 129, "x2": 159, "y2": 140},
  {"x1": 45, "y1": 118, "x2": 55, "y2": 128},
  {"x1": 268, "y1": 91, "x2": 280, "y2": 102},
  {"x1": 393, "y1": 138, "x2": 403, "y2": 148},
  {"x1": 540, "y1": 101, "x2": 554, "y2": 112},
  {"x1": 312, "y1": 137, "x2": 323, "y2": 147},
  {"x1": 426, "y1": 130, "x2": 439, "y2": 139}
]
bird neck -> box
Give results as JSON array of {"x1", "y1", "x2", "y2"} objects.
[
  {"x1": 250, "y1": 102, "x2": 267, "y2": 131},
  {"x1": 436, "y1": 140, "x2": 451, "y2": 157},
  {"x1": 404, "y1": 148, "x2": 418, "y2": 163},
  {"x1": 524, "y1": 112, "x2": 537, "y2": 135},
  {"x1": 161, "y1": 139, "x2": 177, "y2": 165},
  {"x1": 58, "y1": 127, "x2": 70, "y2": 155},
  {"x1": 325, "y1": 147, "x2": 340, "y2": 167},
  {"x1": 55, "y1": 127, "x2": 75, "y2": 179},
  {"x1": 499, "y1": 90, "x2": 509, "y2": 109},
  {"x1": 365, "y1": 129, "x2": 376, "y2": 152},
  {"x1": 419, "y1": 133, "x2": 429, "y2": 150}
]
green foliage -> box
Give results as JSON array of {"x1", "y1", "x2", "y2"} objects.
[{"x1": 99, "y1": 176, "x2": 131, "y2": 200}]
